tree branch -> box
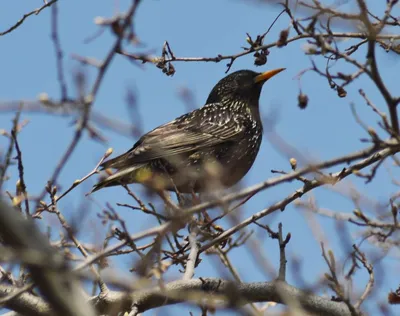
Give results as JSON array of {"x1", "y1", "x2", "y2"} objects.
[
  {"x1": 0, "y1": 199, "x2": 95, "y2": 316},
  {"x1": 0, "y1": 0, "x2": 58, "y2": 36},
  {"x1": 93, "y1": 278, "x2": 352, "y2": 316}
]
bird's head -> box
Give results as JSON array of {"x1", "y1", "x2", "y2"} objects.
[{"x1": 206, "y1": 68, "x2": 285, "y2": 106}]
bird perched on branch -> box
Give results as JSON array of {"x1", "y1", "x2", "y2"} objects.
[{"x1": 91, "y1": 68, "x2": 285, "y2": 194}]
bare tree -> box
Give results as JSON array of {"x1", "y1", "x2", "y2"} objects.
[{"x1": 0, "y1": 0, "x2": 400, "y2": 315}]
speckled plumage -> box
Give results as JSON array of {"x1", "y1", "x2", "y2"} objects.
[{"x1": 92, "y1": 69, "x2": 284, "y2": 193}]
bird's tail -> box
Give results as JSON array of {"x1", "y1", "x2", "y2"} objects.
[
  {"x1": 99, "y1": 151, "x2": 132, "y2": 170},
  {"x1": 90, "y1": 164, "x2": 144, "y2": 194}
]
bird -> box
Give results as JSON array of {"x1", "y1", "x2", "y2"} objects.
[{"x1": 91, "y1": 68, "x2": 285, "y2": 194}]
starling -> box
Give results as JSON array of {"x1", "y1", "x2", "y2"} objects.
[{"x1": 91, "y1": 68, "x2": 285, "y2": 194}]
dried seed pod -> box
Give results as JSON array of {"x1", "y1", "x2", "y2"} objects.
[
  {"x1": 254, "y1": 52, "x2": 267, "y2": 66},
  {"x1": 388, "y1": 287, "x2": 400, "y2": 305},
  {"x1": 166, "y1": 63, "x2": 176, "y2": 76},
  {"x1": 277, "y1": 29, "x2": 289, "y2": 47},
  {"x1": 155, "y1": 57, "x2": 166, "y2": 69},
  {"x1": 253, "y1": 49, "x2": 269, "y2": 66},
  {"x1": 298, "y1": 93, "x2": 309, "y2": 109},
  {"x1": 337, "y1": 86, "x2": 347, "y2": 98}
]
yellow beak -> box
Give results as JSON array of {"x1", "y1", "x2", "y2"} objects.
[{"x1": 254, "y1": 68, "x2": 286, "y2": 84}]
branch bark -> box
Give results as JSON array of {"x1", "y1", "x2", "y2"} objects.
[
  {"x1": 0, "y1": 200, "x2": 95, "y2": 316},
  {"x1": 1, "y1": 279, "x2": 352, "y2": 316},
  {"x1": 93, "y1": 279, "x2": 352, "y2": 316}
]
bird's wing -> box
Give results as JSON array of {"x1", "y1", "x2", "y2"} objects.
[{"x1": 102, "y1": 104, "x2": 246, "y2": 168}]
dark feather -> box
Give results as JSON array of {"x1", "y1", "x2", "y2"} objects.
[{"x1": 100, "y1": 103, "x2": 245, "y2": 169}]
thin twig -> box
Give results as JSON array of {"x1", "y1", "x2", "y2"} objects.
[
  {"x1": 51, "y1": 3, "x2": 68, "y2": 101},
  {"x1": 0, "y1": 0, "x2": 58, "y2": 36},
  {"x1": 353, "y1": 245, "x2": 374, "y2": 309},
  {"x1": 11, "y1": 124, "x2": 30, "y2": 216},
  {"x1": 186, "y1": 145, "x2": 399, "y2": 259}
]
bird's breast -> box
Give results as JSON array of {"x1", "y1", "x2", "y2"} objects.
[{"x1": 219, "y1": 127, "x2": 262, "y2": 187}]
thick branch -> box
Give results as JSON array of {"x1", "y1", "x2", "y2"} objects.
[
  {"x1": 2, "y1": 278, "x2": 352, "y2": 316},
  {"x1": 91, "y1": 279, "x2": 352, "y2": 316},
  {"x1": 0, "y1": 284, "x2": 51, "y2": 316},
  {"x1": 0, "y1": 200, "x2": 95, "y2": 316}
]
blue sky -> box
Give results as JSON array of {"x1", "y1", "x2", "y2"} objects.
[{"x1": 1, "y1": 0, "x2": 399, "y2": 315}]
